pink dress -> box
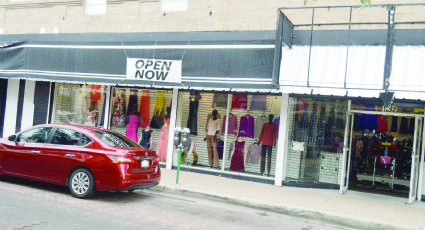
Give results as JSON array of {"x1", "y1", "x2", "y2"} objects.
[
  {"x1": 156, "y1": 117, "x2": 170, "y2": 162},
  {"x1": 125, "y1": 114, "x2": 139, "y2": 142}
]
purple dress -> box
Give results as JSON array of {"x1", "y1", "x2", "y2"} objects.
[
  {"x1": 230, "y1": 141, "x2": 245, "y2": 172},
  {"x1": 125, "y1": 114, "x2": 139, "y2": 142}
]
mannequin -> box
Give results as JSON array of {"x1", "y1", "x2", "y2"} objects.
[
  {"x1": 156, "y1": 107, "x2": 171, "y2": 162},
  {"x1": 230, "y1": 136, "x2": 247, "y2": 172},
  {"x1": 206, "y1": 109, "x2": 220, "y2": 168},
  {"x1": 85, "y1": 101, "x2": 97, "y2": 127},
  {"x1": 258, "y1": 114, "x2": 278, "y2": 176},
  {"x1": 138, "y1": 125, "x2": 153, "y2": 149}
]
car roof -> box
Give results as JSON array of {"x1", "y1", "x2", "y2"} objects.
[{"x1": 33, "y1": 123, "x2": 108, "y2": 133}]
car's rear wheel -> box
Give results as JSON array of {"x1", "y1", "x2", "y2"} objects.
[{"x1": 69, "y1": 168, "x2": 95, "y2": 199}]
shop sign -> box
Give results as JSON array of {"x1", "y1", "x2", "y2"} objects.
[{"x1": 126, "y1": 58, "x2": 182, "y2": 83}]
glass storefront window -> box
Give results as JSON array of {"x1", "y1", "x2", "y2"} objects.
[
  {"x1": 284, "y1": 97, "x2": 347, "y2": 186},
  {"x1": 175, "y1": 90, "x2": 281, "y2": 177},
  {"x1": 52, "y1": 83, "x2": 107, "y2": 128},
  {"x1": 108, "y1": 87, "x2": 173, "y2": 162}
]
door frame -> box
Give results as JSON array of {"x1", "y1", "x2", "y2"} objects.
[{"x1": 340, "y1": 101, "x2": 425, "y2": 203}]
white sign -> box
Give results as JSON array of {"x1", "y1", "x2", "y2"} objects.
[{"x1": 126, "y1": 58, "x2": 182, "y2": 83}]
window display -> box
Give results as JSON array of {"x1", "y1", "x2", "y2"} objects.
[
  {"x1": 109, "y1": 87, "x2": 173, "y2": 162},
  {"x1": 175, "y1": 91, "x2": 281, "y2": 177},
  {"x1": 52, "y1": 83, "x2": 107, "y2": 128},
  {"x1": 285, "y1": 97, "x2": 347, "y2": 185}
]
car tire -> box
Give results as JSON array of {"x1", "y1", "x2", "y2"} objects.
[{"x1": 69, "y1": 168, "x2": 95, "y2": 199}]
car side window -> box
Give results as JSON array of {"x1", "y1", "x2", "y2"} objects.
[
  {"x1": 17, "y1": 127, "x2": 53, "y2": 144},
  {"x1": 50, "y1": 128, "x2": 85, "y2": 146},
  {"x1": 80, "y1": 134, "x2": 92, "y2": 146}
]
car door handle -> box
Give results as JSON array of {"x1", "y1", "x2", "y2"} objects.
[
  {"x1": 31, "y1": 150, "x2": 41, "y2": 154},
  {"x1": 65, "y1": 154, "x2": 76, "y2": 158}
]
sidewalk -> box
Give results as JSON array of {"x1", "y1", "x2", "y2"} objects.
[{"x1": 152, "y1": 169, "x2": 425, "y2": 230}]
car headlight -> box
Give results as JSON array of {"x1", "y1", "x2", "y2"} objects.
[{"x1": 106, "y1": 155, "x2": 133, "y2": 163}]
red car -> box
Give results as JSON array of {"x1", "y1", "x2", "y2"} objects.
[{"x1": 0, "y1": 124, "x2": 160, "y2": 198}]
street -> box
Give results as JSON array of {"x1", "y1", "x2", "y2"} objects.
[{"x1": 0, "y1": 176, "x2": 355, "y2": 230}]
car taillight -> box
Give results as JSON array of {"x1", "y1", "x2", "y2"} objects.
[
  {"x1": 153, "y1": 155, "x2": 159, "y2": 163},
  {"x1": 106, "y1": 155, "x2": 134, "y2": 163}
]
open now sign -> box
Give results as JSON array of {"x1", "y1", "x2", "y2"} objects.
[{"x1": 126, "y1": 58, "x2": 182, "y2": 83}]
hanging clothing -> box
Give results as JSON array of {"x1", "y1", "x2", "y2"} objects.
[
  {"x1": 301, "y1": 103, "x2": 309, "y2": 125},
  {"x1": 213, "y1": 93, "x2": 228, "y2": 108},
  {"x1": 376, "y1": 116, "x2": 388, "y2": 133},
  {"x1": 139, "y1": 90, "x2": 150, "y2": 128},
  {"x1": 126, "y1": 89, "x2": 138, "y2": 125},
  {"x1": 399, "y1": 117, "x2": 409, "y2": 134},
  {"x1": 90, "y1": 85, "x2": 102, "y2": 104},
  {"x1": 390, "y1": 116, "x2": 398, "y2": 133},
  {"x1": 221, "y1": 114, "x2": 238, "y2": 136},
  {"x1": 99, "y1": 86, "x2": 107, "y2": 127},
  {"x1": 273, "y1": 117, "x2": 280, "y2": 139},
  {"x1": 156, "y1": 117, "x2": 170, "y2": 162},
  {"x1": 328, "y1": 105, "x2": 335, "y2": 127},
  {"x1": 358, "y1": 114, "x2": 379, "y2": 131},
  {"x1": 254, "y1": 116, "x2": 268, "y2": 138},
  {"x1": 126, "y1": 114, "x2": 139, "y2": 142},
  {"x1": 238, "y1": 115, "x2": 255, "y2": 138},
  {"x1": 187, "y1": 91, "x2": 201, "y2": 135},
  {"x1": 231, "y1": 94, "x2": 248, "y2": 110},
  {"x1": 230, "y1": 141, "x2": 245, "y2": 172},
  {"x1": 111, "y1": 89, "x2": 126, "y2": 127},
  {"x1": 250, "y1": 95, "x2": 267, "y2": 111},
  {"x1": 270, "y1": 96, "x2": 281, "y2": 115},
  {"x1": 139, "y1": 129, "x2": 153, "y2": 148},
  {"x1": 246, "y1": 143, "x2": 261, "y2": 164},
  {"x1": 150, "y1": 91, "x2": 165, "y2": 129},
  {"x1": 335, "y1": 106, "x2": 344, "y2": 129},
  {"x1": 258, "y1": 123, "x2": 278, "y2": 146},
  {"x1": 217, "y1": 138, "x2": 224, "y2": 160},
  {"x1": 408, "y1": 118, "x2": 415, "y2": 135}
]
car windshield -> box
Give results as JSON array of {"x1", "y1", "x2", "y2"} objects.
[{"x1": 91, "y1": 131, "x2": 140, "y2": 147}]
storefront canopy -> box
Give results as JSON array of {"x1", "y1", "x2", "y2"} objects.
[
  {"x1": 0, "y1": 32, "x2": 278, "y2": 91},
  {"x1": 276, "y1": 4, "x2": 425, "y2": 101}
]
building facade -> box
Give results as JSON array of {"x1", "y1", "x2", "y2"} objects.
[{"x1": 1, "y1": 0, "x2": 425, "y2": 203}]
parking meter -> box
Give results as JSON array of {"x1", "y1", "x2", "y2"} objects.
[
  {"x1": 181, "y1": 128, "x2": 191, "y2": 150},
  {"x1": 173, "y1": 127, "x2": 182, "y2": 147},
  {"x1": 174, "y1": 127, "x2": 190, "y2": 184}
]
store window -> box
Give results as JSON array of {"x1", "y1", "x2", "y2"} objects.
[
  {"x1": 52, "y1": 83, "x2": 107, "y2": 128},
  {"x1": 175, "y1": 91, "x2": 281, "y2": 177},
  {"x1": 284, "y1": 97, "x2": 347, "y2": 187},
  {"x1": 108, "y1": 87, "x2": 173, "y2": 162}
]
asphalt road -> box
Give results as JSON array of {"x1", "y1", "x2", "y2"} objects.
[{"x1": 0, "y1": 176, "x2": 355, "y2": 230}]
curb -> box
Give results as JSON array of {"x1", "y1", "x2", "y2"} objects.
[{"x1": 151, "y1": 185, "x2": 420, "y2": 230}]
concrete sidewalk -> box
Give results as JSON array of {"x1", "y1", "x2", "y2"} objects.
[{"x1": 151, "y1": 169, "x2": 425, "y2": 230}]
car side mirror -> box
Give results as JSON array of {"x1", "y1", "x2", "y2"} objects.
[{"x1": 8, "y1": 135, "x2": 16, "y2": 142}]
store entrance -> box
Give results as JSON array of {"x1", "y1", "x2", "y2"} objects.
[{"x1": 341, "y1": 109, "x2": 424, "y2": 203}]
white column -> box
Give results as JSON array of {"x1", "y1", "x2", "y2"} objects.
[
  {"x1": 274, "y1": 93, "x2": 289, "y2": 186},
  {"x1": 103, "y1": 86, "x2": 111, "y2": 129},
  {"x1": 166, "y1": 88, "x2": 179, "y2": 169},
  {"x1": 21, "y1": 80, "x2": 36, "y2": 131},
  {"x1": 3, "y1": 79, "x2": 20, "y2": 138}
]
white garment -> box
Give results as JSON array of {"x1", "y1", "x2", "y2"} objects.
[
  {"x1": 206, "y1": 118, "x2": 221, "y2": 136},
  {"x1": 270, "y1": 96, "x2": 282, "y2": 115}
]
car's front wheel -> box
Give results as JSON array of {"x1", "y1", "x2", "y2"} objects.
[{"x1": 69, "y1": 168, "x2": 95, "y2": 199}]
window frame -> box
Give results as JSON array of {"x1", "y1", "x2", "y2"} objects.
[
  {"x1": 16, "y1": 127, "x2": 54, "y2": 144},
  {"x1": 47, "y1": 127, "x2": 93, "y2": 147}
]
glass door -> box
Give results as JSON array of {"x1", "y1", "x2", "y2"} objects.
[
  {"x1": 408, "y1": 116, "x2": 423, "y2": 203},
  {"x1": 340, "y1": 109, "x2": 354, "y2": 193}
]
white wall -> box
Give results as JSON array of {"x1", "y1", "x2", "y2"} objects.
[
  {"x1": 21, "y1": 80, "x2": 35, "y2": 131},
  {"x1": 3, "y1": 79, "x2": 19, "y2": 138}
]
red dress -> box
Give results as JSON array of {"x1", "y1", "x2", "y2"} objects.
[
  {"x1": 139, "y1": 90, "x2": 150, "y2": 127},
  {"x1": 230, "y1": 141, "x2": 245, "y2": 172}
]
